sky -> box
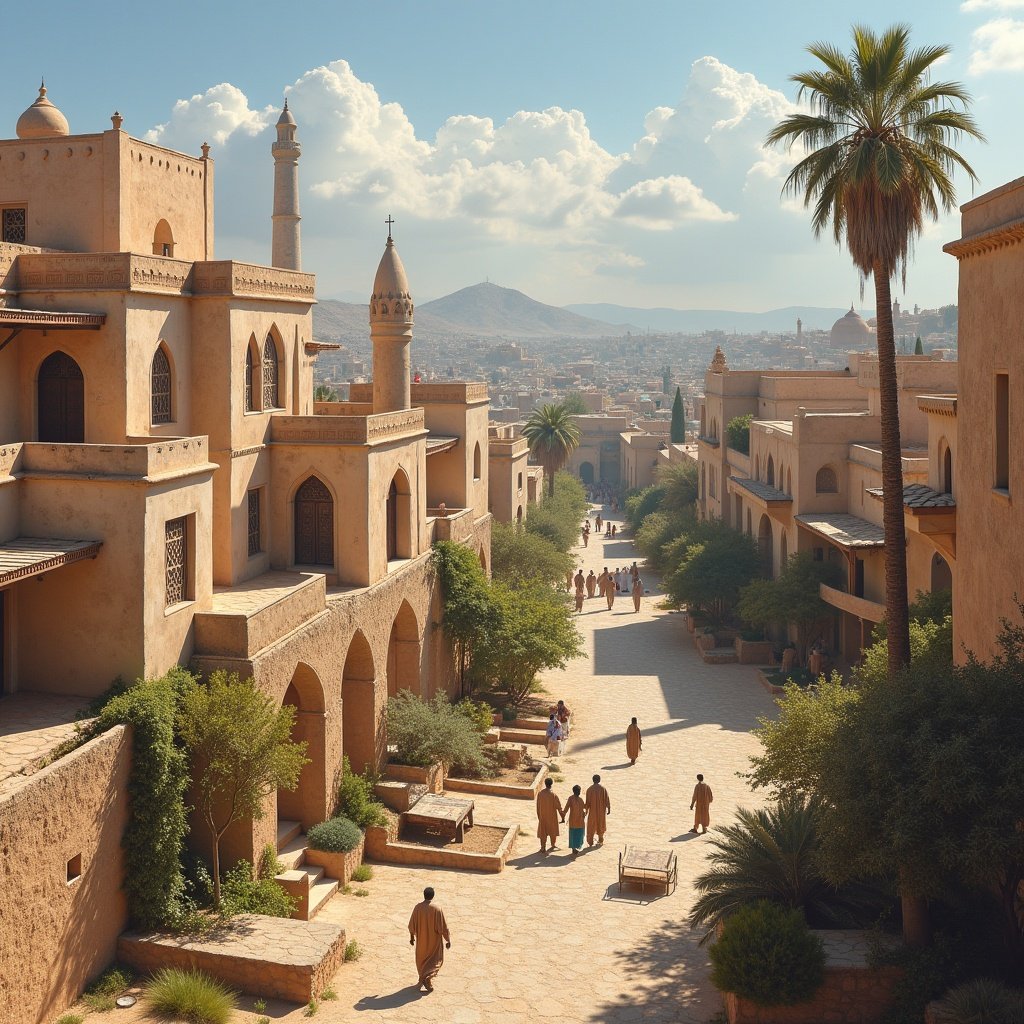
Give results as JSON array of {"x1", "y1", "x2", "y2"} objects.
[{"x1": 3, "y1": 1, "x2": 1021, "y2": 311}]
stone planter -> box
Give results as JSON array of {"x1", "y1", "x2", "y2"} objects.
[
  {"x1": 364, "y1": 821, "x2": 517, "y2": 873},
  {"x1": 384, "y1": 761, "x2": 445, "y2": 794},
  {"x1": 735, "y1": 638, "x2": 776, "y2": 665},
  {"x1": 304, "y1": 835, "x2": 365, "y2": 885},
  {"x1": 445, "y1": 762, "x2": 547, "y2": 800}
]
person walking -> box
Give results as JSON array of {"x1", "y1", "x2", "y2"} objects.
[
  {"x1": 585, "y1": 774, "x2": 611, "y2": 845},
  {"x1": 545, "y1": 714, "x2": 564, "y2": 757},
  {"x1": 586, "y1": 570, "x2": 597, "y2": 598},
  {"x1": 598, "y1": 567, "x2": 610, "y2": 599},
  {"x1": 408, "y1": 887, "x2": 451, "y2": 992},
  {"x1": 605, "y1": 576, "x2": 616, "y2": 611},
  {"x1": 555, "y1": 699, "x2": 572, "y2": 737},
  {"x1": 689, "y1": 774, "x2": 713, "y2": 834},
  {"x1": 595, "y1": 513, "x2": 602, "y2": 532},
  {"x1": 626, "y1": 717, "x2": 642, "y2": 765},
  {"x1": 632, "y1": 574, "x2": 643, "y2": 613},
  {"x1": 536, "y1": 777, "x2": 563, "y2": 853},
  {"x1": 562, "y1": 785, "x2": 587, "y2": 858},
  {"x1": 574, "y1": 570, "x2": 585, "y2": 613}
]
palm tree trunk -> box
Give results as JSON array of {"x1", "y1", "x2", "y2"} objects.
[
  {"x1": 899, "y1": 868, "x2": 930, "y2": 948},
  {"x1": 872, "y1": 265, "x2": 912, "y2": 674}
]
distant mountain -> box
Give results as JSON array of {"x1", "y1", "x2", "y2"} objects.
[
  {"x1": 563, "y1": 303, "x2": 875, "y2": 334},
  {"x1": 419, "y1": 282, "x2": 628, "y2": 338},
  {"x1": 313, "y1": 299, "x2": 466, "y2": 343}
]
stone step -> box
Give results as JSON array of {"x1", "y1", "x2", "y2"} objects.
[
  {"x1": 308, "y1": 876, "x2": 339, "y2": 920},
  {"x1": 374, "y1": 779, "x2": 428, "y2": 812},
  {"x1": 277, "y1": 836, "x2": 308, "y2": 872},
  {"x1": 277, "y1": 819, "x2": 302, "y2": 851},
  {"x1": 499, "y1": 728, "x2": 547, "y2": 746}
]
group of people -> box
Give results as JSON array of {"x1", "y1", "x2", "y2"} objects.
[
  {"x1": 545, "y1": 700, "x2": 572, "y2": 755},
  {"x1": 536, "y1": 774, "x2": 612, "y2": 856},
  {"x1": 568, "y1": 564, "x2": 644, "y2": 613},
  {"x1": 586, "y1": 483, "x2": 618, "y2": 510}
]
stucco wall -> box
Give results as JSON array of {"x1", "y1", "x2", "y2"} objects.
[{"x1": 0, "y1": 725, "x2": 131, "y2": 1024}]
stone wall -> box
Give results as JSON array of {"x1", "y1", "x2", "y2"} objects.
[{"x1": 0, "y1": 726, "x2": 131, "y2": 1024}]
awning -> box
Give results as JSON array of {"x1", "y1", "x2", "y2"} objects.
[
  {"x1": 0, "y1": 307, "x2": 105, "y2": 353},
  {"x1": 795, "y1": 514, "x2": 885, "y2": 549},
  {"x1": 729, "y1": 476, "x2": 792, "y2": 504},
  {"x1": 0, "y1": 537, "x2": 102, "y2": 586},
  {"x1": 426, "y1": 434, "x2": 459, "y2": 456},
  {"x1": 865, "y1": 483, "x2": 956, "y2": 511}
]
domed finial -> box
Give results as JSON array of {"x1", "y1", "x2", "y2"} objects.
[
  {"x1": 710, "y1": 345, "x2": 728, "y2": 373},
  {"x1": 385, "y1": 214, "x2": 394, "y2": 241},
  {"x1": 283, "y1": 97, "x2": 289, "y2": 111},
  {"x1": 39, "y1": 78, "x2": 46, "y2": 96},
  {"x1": 17, "y1": 79, "x2": 70, "y2": 139},
  {"x1": 201, "y1": 141, "x2": 210, "y2": 159},
  {"x1": 111, "y1": 111, "x2": 123, "y2": 130}
]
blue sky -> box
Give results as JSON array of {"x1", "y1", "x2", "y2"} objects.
[{"x1": 3, "y1": 1, "x2": 1019, "y2": 310}]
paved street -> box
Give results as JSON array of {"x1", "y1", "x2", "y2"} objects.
[{"x1": 302, "y1": 508, "x2": 777, "y2": 1024}]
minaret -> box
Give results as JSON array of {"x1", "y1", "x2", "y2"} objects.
[
  {"x1": 796, "y1": 317, "x2": 803, "y2": 341},
  {"x1": 370, "y1": 219, "x2": 414, "y2": 413},
  {"x1": 271, "y1": 100, "x2": 301, "y2": 270}
]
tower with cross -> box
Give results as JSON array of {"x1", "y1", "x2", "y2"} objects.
[{"x1": 369, "y1": 217, "x2": 414, "y2": 413}]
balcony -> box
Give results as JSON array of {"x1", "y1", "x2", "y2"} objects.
[
  {"x1": 820, "y1": 582, "x2": 885, "y2": 623},
  {"x1": 429, "y1": 507, "x2": 475, "y2": 544},
  {"x1": 271, "y1": 409, "x2": 426, "y2": 446}
]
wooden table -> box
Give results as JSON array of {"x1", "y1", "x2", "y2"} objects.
[
  {"x1": 404, "y1": 793, "x2": 475, "y2": 842},
  {"x1": 618, "y1": 845, "x2": 678, "y2": 897}
]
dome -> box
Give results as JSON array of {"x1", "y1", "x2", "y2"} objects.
[
  {"x1": 16, "y1": 82, "x2": 70, "y2": 140},
  {"x1": 277, "y1": 99, "x2": 296, "y2": 127},
  {"x1": 370, "y1": 236, "x2": 413, "y2": 322},
  {"x1": 830, "y1": 305, "x2": 873, "y2": 349}
]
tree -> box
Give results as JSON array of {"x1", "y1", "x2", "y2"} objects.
[
  {"x1": 658, "y1": 460, "x2": 699, "y2": 515},
  {"x1": 624, "y1": 484, "x2": 666, "y2": 533},
  {"x1": 313, "y1": 383, "x2": 339, "y2": 402},
  {"x1": 670, "y1": 386, "x2": 685, "y2": 443},
  {"x1": 738, "y1": 552, "x2": 843, "y2": 663},
  {"x1": 490, "y1": 519, "x2": 572, "y2": 588},
  {"x1": 433, "y1": 540, "x2": 495, "y2": 694},
  {"x1": 473, "y1": 582, "x2": 584, "y2": 709},
  {"x1": 765, "y1": 25, "x2": 982, "y2": 694},
  {"x1": 523, "y1": 403, "x2": 582, "y2": 497},
  {"x1": 561, "y1": 392, "x2": 588, "y2": 415},
  {"x1": 525, "y1": 471, "x2": 589, "y2": 552},
  {"x1": 914, "y1": 336, "x2": 924, "y2": 355},
  {"x1": 177, "y1": 671, "x2": 309, "y2": 908},
  {"x1": 726, "y1": 414, "x2": 752, "y2": 455},
  {"x1": 665, "y1": 521, "x2": 760, "y2": 619}
]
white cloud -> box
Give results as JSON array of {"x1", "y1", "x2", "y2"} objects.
[
  {"x1": 961, "y1": 0, "x2": 1024, "y2": 11},
  {"x1": 969, "y1": 18, "x2": 1024, "y2": 72},
  {"x1": 146, "y1": 83, "x2": 273, "y2": 147}
]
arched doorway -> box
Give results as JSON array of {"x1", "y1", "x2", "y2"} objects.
[
  {"x1": 758, "y1": 514, "x2": 773, "y2": 578},
  {"x1": 931, "y1": 553, "x2": 953, "y2": 594},
  {"x1": 152, "y1": 219, "x2": 175, "y2": 257},
  {"x1": 294, "y1": 476, "x2": 334, "y2": 567},
  {"x1": 342, "y1": 631, "x2": 379, "y2": 774},
  {"x1": 38, "y1": 351, "x2": 84, "y2": 443},
  {"x1": 386, "y1": 468, "x2": 412, "y2": 562},
  {"x1": 386, "y1": 601, "x2": 421, "y2": 699},
  {"x1": 516, "y1": 505, "x2": 523, "y2": 525},
  {"x1": 579, "y1": 461, "x2": 595, "y2": 485},
  {"x1": 940, "y1": 440, "x2": 953, "y2": 495},
  {"x1": 277, "y1": 664, "x2": 329, "y2": 830},
  {"x1": 766, "y1": 455, "x2": 775, "y2": 487}
]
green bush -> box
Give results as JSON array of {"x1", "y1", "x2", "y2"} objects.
[
  {"x1": 146, "y1": 967, "x2": 236, "y2": 1024},
  {"x1": 726, "y1": 414, "x2": 753, "y2": 454},
  {"x1": 335, "y1": 755, "x2": 388, "y2": 829},
  {"x1": 84, "y1": 965, "x2": 133, "y2": 1010},
  {"x1": 455, "y1": 697, "x2": 494, "y2": 734},
  {"x1": 709, "y1": 901, "x2": 826, "y2": 1006},
  {"x1": 387, "y1": 691, "x2": 489, "y2": 775},
  {"x1": 307, "y1": 816, "x2": 362, "y2": 853},
  {"x1": 219, "y1": 860, "x2": 296, "y2": 918},
  {"x1": 932, "y1": 978, "x2": 1024, "y2": 1024},
  {"x1": 351, "y1": 863, "x2": 373, "y2": 882},
  {"x1": 54, "y1": 1015, "x2": 85, "y2": 1024},
  {"x1": 257, "y1": 842, "x2": 284, "y2": 880}
]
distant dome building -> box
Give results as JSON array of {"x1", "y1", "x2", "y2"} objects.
[
  {"x1": 830, "y1": 305, "x2": 873, "y2": 349},
  {"x1": 16, "y1": 81, "x2": 70, "y2": 139}
]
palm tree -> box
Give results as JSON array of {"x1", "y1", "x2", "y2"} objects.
[
  {"x1": 523, "y1": 403, "x2": 581, "y2": 497},
  {"x1": 766, "y1": 26, "x2": 983, "y2": 946},
  {"x1": 766, "y1": 25, "x2": 981, "y2": 680},
  {"x1": 687, "y1": 795, "x2": 882, "y2": 945}
]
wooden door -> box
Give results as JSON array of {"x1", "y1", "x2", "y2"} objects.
[
  {"x1": 294, "y1": 477, "x2": 334, "y2": 566},
  {"x1": 38, "y1": 352, "x2": 84, "y2": 443}
]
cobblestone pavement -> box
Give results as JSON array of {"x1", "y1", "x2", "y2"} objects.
[{"x1": 251, "y1": 510, "x2": 775, "y2": 1024}]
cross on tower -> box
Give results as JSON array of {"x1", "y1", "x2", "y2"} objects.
[{"x1": 385, "y1": 215, "x2": 395, "y2": 240}]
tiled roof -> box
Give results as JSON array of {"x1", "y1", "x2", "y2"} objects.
[
  {"x1": 730, "y1": 476, "x2": 792, "y2": 503},
  {"x1": 795, "y1": 514, "x2": 885, "y2": 548},
  {"x1": 865, "y1": 483, "x2": 956, "y2": 509},
  {"x1": 0, "y1": 537, "x2": 102, "y2": 585},
  {"x1": 425, "y1": 434, "x2": 460, "y2": 454}
]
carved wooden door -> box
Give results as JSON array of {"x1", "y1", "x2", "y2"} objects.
[
  {"x1": 38, "y1": 351, "x2": 84, "y2": 443},
  {"x1": 294, "y1": 477, "x2": 334, "y2": 566}
]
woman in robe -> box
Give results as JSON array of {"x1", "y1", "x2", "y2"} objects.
[
  {"x1": 689, "y1": 774, "x2": 713, "y2": 834},
  {"x1": 408, "y1": 886, "x2": 451, "y2": 992},
  {"x1": 536, "y1": 777, "x2": 563, "y2": 853},
  {"x1": 625, "y1": 717, "x2": 642, "y2": 765},
  {"x1": 562, "y1": 785, "x2": 587, "y2": 857}
]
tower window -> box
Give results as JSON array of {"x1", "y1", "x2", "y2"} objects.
[
  {"x1": 165, "y1": 517, "x2": 189, "y2": 606},
  {"x1": 247, "y1": 489, "x2": 262, "y2": 556},
  {"x1": 2, "y1": 207, "x2": 26, "y2": 243},
  {"x1": 151, "y1": 346, "x2": 172, "y2": 424},
  {"x1": 995, "y1": 373, "x2": 1009, "y2": 492},
  {"x1": 262, "y1": 335, "x2": 279, "y2": 410},
  {"x1": 66, "y1": 854, "x2": 82, "y2": 884}
]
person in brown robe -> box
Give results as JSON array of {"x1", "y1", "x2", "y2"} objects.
[
  {"x1": 690, "y1": 773, "x2": 713, "y2": 833},
  {"x1": 562, "y1": 784, "x2": 587, "y2": 856},
  {"x1": 605, "y1": 577, "x2": 616, "y2": 611},
  {"x1": 632, "y1": 575, "x2": 643, "y2": 613},
  {"x1": 626, "y1": 717, "x2": 642, "y2": 764},
  {"x1": 586, "y1": 570, "x2": 597, "y2": 598},
  {"x1": 585, "y1": 773, "x2": 611, "y2": 845},
  {"x1": 536, "y1": 776, "x2": 563, "y2": 852},
  {"x1": 574, "y1": 570, "x2": 586, "y2": 613},
  {"x1": 598, "y1": 567, "x2": 609, "y2": 597},
  {"x1": 408, "y1": 886, "x2": 451, "y2": 992}
]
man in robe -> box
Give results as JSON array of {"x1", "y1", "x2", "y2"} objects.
[
  {"x1": 586, "y1": 570, "x2": 597, "y2": 598},
  {"x1": 408, "y1": 886, "x2": 451, "y2": 992},
  {"x1": 536, "y1": 776, "x2": 563, "y2": 853},
  {"x1": 632, "y1": 575, "x2": 644, "y2": 613},
  {"x1": 626, "y1": 717, "x2": 642, "y2": 765},
  {"x1": 598, "y1": 567, "x2": 610, "y2": 598},
  {"x1": 605, "y1": 574, "x2": 616, "y2": 611},
  {"x1": 585, "y1": 773, "x2": 611, "y2": 845},
  {"x1": 574, "y1": 569, "x2": 586, "y2": 613},
  {"x1": 562, "y1": 784, "x2": 587, "y2": 857},
  {"x1": 690, "y1": 773, "x2": 713, "y2": 834}
]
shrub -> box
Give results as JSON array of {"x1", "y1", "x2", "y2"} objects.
[
  {"x1": 351, "y1": 863, "x2": 373, "y2": 882},
  {"x1": 84, "y1": 965, "x2": 133, "y2": 1010},
  {"x1": 307, "y1": 816, "x2": 362, "y2": 853},
  {"x1": 321, "y1": 987, "x2": 338, "y2": 1000},
  {"x1": 932, "y1": 978, "x2": 1024, "y2": 1024},
  {"x1": 455, "y1": 697, "x2": 494, "y2": 734},
  {"x1": 726, "y1": 414, "x2": 752, "y2": 454},
  {"x1": 709, "y1": 901, "x2": 826, "y2": 1006},
  {"x1": 304, "y1": 999, "x2": 319, "y2": 1016},
  {"x1": 147, "y1": 968, "x2": 236, "y2": 1024},
  {"x1": 219, "y1": 860, "x2": 296, "y2": 918},
  {"x1": 344, "y1": 939, "x2": 364, "y2": 962},
  {"x1": 335, "y1": 755, "x2": 388, "y2": 829},
  {"x1": 387, "y1": 691, "x2": 489, "y2": 774},
  {"x1": 54, "y1": 1015, "x2": 85, "y2": 1024},
  {"x1": 258, "y1": 843, "x2": 284, "y2": 880}
]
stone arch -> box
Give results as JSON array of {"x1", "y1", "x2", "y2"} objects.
[
  {"x1": 579, "y1": 461, "x2": 595, "y2": 485},
  {"x1": 754, "y1": 454, "x2": 761, "y2": 481},
  {"x1": 37, "y1": 350, "x2": 84, "y2": 443},
  {"x1": 387, "y1": 600, "x2": 421, "y2": 699},
  {"x1": 386, "y1": 466, "x2": 413, "y2": 562},
  {"x1": 473, "y1": 442, "x2": 482, "y2": 481},
  {"x1": 516, "y1": 504, "x2": 524, "y2": 524},
  {"x1": 244, "y1": 334, "x2": 260, "y2": 412},
  {"x1": 932, "y1": 552, "x2": 953, "y2": 594},
  {"x1": 766, "y1": 454, "x2": 775, "y2": 487},
  {"x1": 815, "y1": 465, "x2": 838, "y2": 494},
  {"x1": 152, "y1": 218, "x2": 174, "y2": 257},
  {"x1": 342, "y1": 630, "x2": 380, "y2": 774},
  {"x1": 758, "y1": 514, "x2": 773, "y2": 578},
  {"x1": 939, "y1": 437, "x2": 953, "y2": 495},
  {"x1": 277, "y1": 663, "x2": 329, "y2": 829},
  {"x1": 151, "y1": 342, "x2": 173, "y2": 425},
  {"x1": 262, "y1": 328, "x2": 282, "y2": 409},
  {"x1": 293, "y1": 474, "x2": 335, "y2": 567}
]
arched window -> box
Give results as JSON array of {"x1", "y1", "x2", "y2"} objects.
[
  {"x1": 262, "y1": 334, "x2": 279, "y2": 410},
  {"x1": 151, "y1": 345, "x2": 172, "y2": 424},
  {"x1": 244, "y1": 342, "x2": 256, "y2": 412},
  {"x1": 754, "y1": 454, "x2": 761, "y2": 480},
  {"x1": 473, "y1": 442, "x2": 481, "y2": 481},
  {"x1": 386, "y1": 470, "x2": 412, "y2": 562},
  {"x1": 294, "y1": 476, "x2": 334, "y2": 566},
  {"x1": 940, "y1": 439, "x2": 953, "y2": 495},
  {"x1": 786, "y1": 468, "x2": 792, "y2": 496},
  {"x1": 815, "y1": 466, "x2": 838, "y2": 494},
  {"x1": 152, "y1": 219, "x2": 174, "y2": 257},
  {"x1": 766, "y1": 454, "x2": 775, "y2": 487},
  {"x1": 37, "y1": 351, "x2": 84, "y2": 443}
]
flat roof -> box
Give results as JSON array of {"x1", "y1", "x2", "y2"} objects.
[
  {"x1": 0, "y1": 537, "x2": 102, "y2": 586},
  {"x1": 795, "y1": 514, "x2": 885, "y2": 549}
]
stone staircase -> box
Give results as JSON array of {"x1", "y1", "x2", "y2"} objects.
[{"x1": 273, "y1": 819, "x2": 338, "y2": 921}]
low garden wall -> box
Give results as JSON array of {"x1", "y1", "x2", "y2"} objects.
[
  {"x1": 735, "y1": 638, "x2": 776, "y2": 665},
  {"x1": 305, "y1": 835, "x2": 365, "y2": 886},
  {"x1": 383, "y1": 761, "x2": 444, "y2": 793},
  {"x1": 445, "y1": 764, "x2": 547, "y2": 800},
  {"x1": 364, "y1": 822, "x2": 518, "y2": 872}
]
